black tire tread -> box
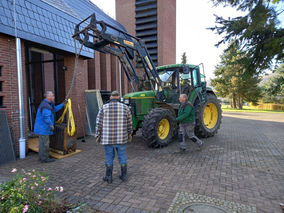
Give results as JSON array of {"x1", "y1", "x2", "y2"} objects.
[{"x1": 142, "y1": 108, "x2": 176, "y2": 148}]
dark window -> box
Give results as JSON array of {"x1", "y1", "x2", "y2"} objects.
[
  {"x1": 0, "y1": 96, "x2": 3, "y2": 107},
  {"x1": 0, "y1": 66, "x2": 2, "y2": 76},
  {"x1": 0, "y1": 81, "x2": 2, "y2": 91}
]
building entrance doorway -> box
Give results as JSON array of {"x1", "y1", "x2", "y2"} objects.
[{"x1": 26, "y1": 47, "x2": 66, "y2": 133}]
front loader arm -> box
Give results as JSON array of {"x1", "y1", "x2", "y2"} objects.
[{"x1": 73, "y1": 13, "x2": 166, "y2": 101}]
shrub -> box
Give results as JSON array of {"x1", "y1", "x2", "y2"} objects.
[{"x1": 0, "y1": 168, "x2": 69, "y2": 213}]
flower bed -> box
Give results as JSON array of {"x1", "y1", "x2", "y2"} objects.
[{"x1": 0, "y1": 168, "x2": 72, "y2": 213}]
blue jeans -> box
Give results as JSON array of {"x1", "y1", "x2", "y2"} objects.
[{"x1": 104, "y1": 144, "x2": 127, "y2": 166}]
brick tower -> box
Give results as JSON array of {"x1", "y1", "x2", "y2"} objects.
[{"x1": 116, "y1": 0, "x2": 176, "y2": 67}]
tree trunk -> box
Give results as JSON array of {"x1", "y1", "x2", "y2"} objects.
[
  {"x1": 231, "y1": 94, "x2": 237, "y2": 109},
  {"x1": 237, "y1": 94, "x2": 243, "y2": 109}
]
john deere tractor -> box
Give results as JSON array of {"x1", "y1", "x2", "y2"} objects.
[
  {"x1": 74, "y1": 13, "x2": 222, "y2": 148},
  {"x1": 123, "y1": 64, "x2": 222, "y2": 147}
]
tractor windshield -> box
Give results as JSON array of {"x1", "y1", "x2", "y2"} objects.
[
  {"x1": 159, "y1": 71, "x2": 174, "y2": 82},
  {"x1": 157, "y1": 70, "x2": 178, "y2": 91},
  {"x1": 180, "y1": 73, "x2": 190, "y2": 80}
]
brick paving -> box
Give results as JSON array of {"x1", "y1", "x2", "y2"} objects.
[{"x1": 1, "y1": 112, "x2": 284, "y2": 213}]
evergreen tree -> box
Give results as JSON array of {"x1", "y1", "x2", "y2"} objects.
[
  {"x1": 209, "y1": 0, "x2": 284, "y2": 75},
  {"x1": 181, "y1": 52, "x2": 187, "y2": 64},
  {"x1": 262, "y1": 63, "x2": 284, "y2": 103},
  {"x1": 211, "y1": 43, "x2": 262, "y2": 109}
]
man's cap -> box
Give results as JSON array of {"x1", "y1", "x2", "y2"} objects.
[{"x1": 111, "y1": 90, "x2": 120, "y2": 97}]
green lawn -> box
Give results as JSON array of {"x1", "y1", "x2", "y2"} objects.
[{"x1": 221, "y1": 106, "x2": 284, "y2": 113}]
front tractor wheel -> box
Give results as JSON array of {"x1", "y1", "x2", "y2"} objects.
[
  {"x1": 142, "y1": 108, "x2": 176, "y2": 148},
  {"x1": 195, "y1": 93, "x2": 222, "y2": 137}
]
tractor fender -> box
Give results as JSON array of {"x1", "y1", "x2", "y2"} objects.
[
  {"x1": 192, "y1": 88, "x2": 216, "y2": 106},
  {"x1": 156, "y1": 102, "x2": 176, "y2": 116},
  {"x1": 206, "y1": 87, "x2": 216, "y2": 96}
]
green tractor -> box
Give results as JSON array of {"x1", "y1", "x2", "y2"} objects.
[
  {"x1": 74, "y1": 14, "x2": 222, "y2": 147},
  {"x1": 123, "y1": 64, "x2": 222, "y2": 147}
]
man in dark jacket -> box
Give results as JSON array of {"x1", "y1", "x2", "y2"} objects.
[
  {"x1": 176, "y1": 94, "x2": 203, "y2": 152},
  {"x1": 96, "y1": 91, "x2": 132, "y2": 184},
  {"x1": 34, "y1": 91, "x2": 65, "y2": 163}
]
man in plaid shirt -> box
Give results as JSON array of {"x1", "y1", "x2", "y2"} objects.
[{"x1": 96, "y1": 91, "x2": 132, "y2": 183}]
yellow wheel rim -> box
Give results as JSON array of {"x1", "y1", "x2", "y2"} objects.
[
  {"x1": 203, "y1": 103, "x2": 218, "y2": 129},
  {"x1": 157, "y1": 118, "x2": 170, "y2": 140}
]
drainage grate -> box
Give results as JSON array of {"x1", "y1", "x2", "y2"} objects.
[{"x1": 167, "y1": 192, "x2": 257, "y2": 213}]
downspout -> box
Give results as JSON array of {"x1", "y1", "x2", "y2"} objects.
[
  {"x1": 119, "y1": 61, "x2": 122, "y2": 97},
  {"x1": 16, "y1": 38, "x2": 26, "y2": 159},
  {"x1": 14, "y1": 0, "x2": 26, "y2": 158}
]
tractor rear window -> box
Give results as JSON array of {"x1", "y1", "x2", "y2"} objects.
[
  {"x1": 180, "y1": 73, "x2": 190, "y2": 80},
  {"x1": 200, "y1": 73, "x2": 206, "y2": 83}
]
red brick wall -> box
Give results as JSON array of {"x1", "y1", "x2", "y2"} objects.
[
  {"x1": 0, "y1": 34, "x2": 29, "y2": 155},
  {"x1": 116, "y1": 0, "x2": 136, "y2": 35},
  {"x1": 115, "y1": 0, "x2": 135, "y2": 93},
  {"x1": 64, "y1": 55, "x2": 88, "y2": 138},
  {"x1": 116, "y1": 0, "x2": 176, "y2": 66},
  {"x1": 87, "y1": 50, "x2": 130, "y2": 95},
  {"x1": 157, "y1": 0, "x2": 176, "y2": 65}
]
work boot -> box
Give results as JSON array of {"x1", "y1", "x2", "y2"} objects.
[
  {"x1": 174, "y1": 148, "x2": 187, "y2": 154},
  {"x1": 174, "y1": 134, "x2": 187, "y2": 153},
  {"x1": 103, "y1": 165, "x2": 113, "y2": 184},
  {"x1": 119, "y1": 164, "x2": 127, "y2": 182},
  {"x1": 191, "y1": 137, "x2": 203, "y2": 149}
]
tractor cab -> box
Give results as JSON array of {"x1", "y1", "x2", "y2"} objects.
[{"x1": 156, "y1": 64, "x2": 207, "y2": 104}]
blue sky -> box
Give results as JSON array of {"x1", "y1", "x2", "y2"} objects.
[{"x1": 91, "y1": 0, "x2": 283, "y2": 79}]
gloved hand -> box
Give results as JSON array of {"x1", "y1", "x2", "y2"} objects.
[
  {"x1": 50, "y1": 125, "x2": 55, "y2": 131},
  {"x1": 63, "y1": 99, "x2": 68, "y2": 105},
  {"x1": 128, "y1": 134, "x2": 132, "y2": 142},
  {"x1": 96, "y1": 135, "x2": 101, "y2": 144}
]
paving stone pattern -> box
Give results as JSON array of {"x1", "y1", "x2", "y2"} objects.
[{"x1": 0, "y1": 112, "x2": 284, "y2": 213}]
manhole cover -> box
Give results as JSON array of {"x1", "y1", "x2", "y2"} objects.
[
  {"x1": 181, "y1": 203, "x2": 227, "y2": 213},
  {"x1": 167, "y1": 192, "x2": 257, "y2": 213}
]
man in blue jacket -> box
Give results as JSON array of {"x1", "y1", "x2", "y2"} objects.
[{"x1": 34, "y1": 91, "x2": 65, "y2": 163}]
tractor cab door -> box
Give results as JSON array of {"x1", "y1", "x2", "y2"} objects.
[
  {"x1": 180, "y1": 66, "x2": 206, "y2": 103},
  {"x1": 192, "y1": 67, "x2": 207, "y2": 103}
]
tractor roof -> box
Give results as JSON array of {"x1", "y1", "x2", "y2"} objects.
[{"x1": 156, "y1": 64, "x2": 199, "y2": 70}]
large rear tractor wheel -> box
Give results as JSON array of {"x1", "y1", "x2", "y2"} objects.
[
  {"x1": 195, "y1": 93, "x2": 222, "y2": 137},
  {"x1": 142, "y1": 108, "x2": 176, "y2": 148}
]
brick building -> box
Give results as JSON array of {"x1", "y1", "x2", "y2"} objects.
[
  {"x1": 0, "y1": 0, "x2": 130, "y2": 156},
  {"x1": 116, "y1": 0, "x2": 176, "y2": 67}
]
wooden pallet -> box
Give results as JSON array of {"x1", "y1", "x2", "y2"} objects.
[{"x1": 28, "y1": 138, "x2": 82, "y2": 159}]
